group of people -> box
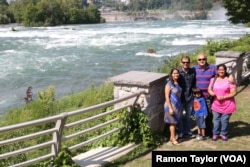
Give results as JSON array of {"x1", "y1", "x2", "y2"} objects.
[{"x1": 164, "y1": 53, "x2": 237, "y2": 145}]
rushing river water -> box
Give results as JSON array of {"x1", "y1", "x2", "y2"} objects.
[{"x1": 1, "y1": 18, "x2": 250, "y2": 116}]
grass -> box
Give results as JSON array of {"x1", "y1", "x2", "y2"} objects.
[{"x1": 105, "y1": 78, "x2": 250, "y2": 167}]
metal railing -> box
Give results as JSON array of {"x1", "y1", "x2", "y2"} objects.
[
  {"x1": 216, "y1": 52, "x2": 250, "y2": 85},
  {"x1": 0, "y1": 90, "x2": 146, "y2": 167},
  {"x1": 242, "y1": 52, "x2": 250, "y2": 79}
]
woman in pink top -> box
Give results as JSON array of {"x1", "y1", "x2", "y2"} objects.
[{"x1": 208, "y1": 64, "x2": 237, "y2": 141}]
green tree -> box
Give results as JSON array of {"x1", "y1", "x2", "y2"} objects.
[
  {"x1": 8, "y1": 0, "x2": 37, "y2": 24},
  {"x1": 223, "y1": 0, "x2": 250, "y2": 24},
  {"x1": 86, "y1": 4, "x2": 101, "y2": 23},
  {"x1": 68, "y1": 7, "x2": 82, "y2": 24},
  {"x1": 58, "y1": 0, "x2": 82, "y2": 24},
  {"x1": 0, "y1": 0, "x2": 8, "y2": 5},
  {"x1": 0, "y1": 13, "x2": 8, "y2": 24},
  {"x1": 23, "y1": 3, "x2": 38, "y2": 26},
  {"x1": 8, "y1": 0, "x2": 102, "y2": 26},
  {"x1": 0, "y1": 0, "x2": 9, "y2": 24}
]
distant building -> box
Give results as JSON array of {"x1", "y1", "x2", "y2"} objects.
[
  {"x1": 87, "y1": 0, "x2": 94, "y2": 4},
  {"x1": 121, "y1": 0, "x2": 130, "y2": 3},
  {"x1": 111, "y1": 0, "x2": 130, "y2": 4},
  {"x1": 93, "y1": 0, "x2": 130, "y2": 4},
  {"x1": 6, "y1": 0, "x2": 15, "y2": 4}
]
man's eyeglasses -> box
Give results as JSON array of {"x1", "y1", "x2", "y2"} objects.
[
  {"x1": 182, "y1": 62, "x2": 190, "y2": 64},
  {"x1": 198, "y1": 58, "x2": 206, "y2": 61}
]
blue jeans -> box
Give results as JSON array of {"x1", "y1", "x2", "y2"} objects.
[
  {"x1": 178, "y1": 102, "x2": 193, "y2": 136},
  {"x1": 212, "y1": 111, "x2": 231, "y2": 136},
  {"x1": 196, "y1": 116, "x2": 206, "y2": 129}
]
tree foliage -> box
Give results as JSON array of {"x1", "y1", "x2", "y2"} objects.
[
  {"x1": 0, "y1": 0, "x2": 11, "y2": 23},
  {"x1": 1, "y1": 0, "x2": 222, "y2": 25},
  {"x1": 223, "y1": 0, "x2": 250, "y2": 25},
  {"x1": 5, "y1": 0, "x2": 102, "y2": 26}
]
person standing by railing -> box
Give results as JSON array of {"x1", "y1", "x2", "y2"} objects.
[
  {"x1": 193, "y1": 53, "x2": 217, "y2": 138},
  {"x1": 177, "y1": 55, "x2": 196, "y2": 140},
  {"x1": 164, "y1": 68, "x2": 182, "y2": 145},
  {"x1": 208, "y1": 64, "x2": 237, "y2": 141},
  {"x1": 24, "y1": 86, "x2": 33, "y2": 104}
]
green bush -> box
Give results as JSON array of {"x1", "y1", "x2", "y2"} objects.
[
  {"x1": 0, "y1": 13, "x2": 9, "y2": 24},
  {"x1": 37, "y1": 146, "x2": 79, "y2": 167}
]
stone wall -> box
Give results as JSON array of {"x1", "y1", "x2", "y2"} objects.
[
  {"x1": 101, "y1": 10, "x2": 207, "y2": 22},
  {"x1": 108, "y1": 71, "x2": 168, "y2": 133}
]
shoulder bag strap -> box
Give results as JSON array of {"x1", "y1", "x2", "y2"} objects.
[{"x1": 211, "y1": 75, "x2": 217, "y2": 91}]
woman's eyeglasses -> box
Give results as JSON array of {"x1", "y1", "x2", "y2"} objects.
[
  {"x1": 198, "y1": 58, "x2": 206, "y2": 61},
  {"x1": 182, "y1": 62, "x2": 190, "y2": 64}
]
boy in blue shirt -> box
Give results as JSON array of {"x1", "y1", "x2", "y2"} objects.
[{"x1": 192, "y1": 87, "x2": 208, "y2": 140}]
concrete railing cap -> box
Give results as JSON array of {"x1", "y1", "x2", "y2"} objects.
[
  {"x1": 215, "y1": 51, "x2": 245, "y2": 58},
  {"x1": 108, "y1": 71, "x2": 168, "y2": 87}
]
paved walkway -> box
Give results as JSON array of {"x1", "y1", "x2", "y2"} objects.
[{"x1": 72, "y1": 143, "x2": 139, "y2": 167}]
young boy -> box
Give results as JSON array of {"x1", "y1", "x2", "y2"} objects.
[{"x1": 192, "y1": 87, "x2": 208, "y2": 140}]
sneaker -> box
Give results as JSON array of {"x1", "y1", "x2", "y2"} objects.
[
  {"x1": 185, "y1": 133, "x2": 196, "y2": 139},
  {"x1": 211, "y1": 134, "x2": 218, "y2": 141},
  {"x1": 178, "y1": 134, "x2": 184, "y2": 141},
  {"x1": 196, "y1": 135, "x2": 202, "y2": 140},
  {"x1": 220, "y1": 135, "x2": 228, "y2": 141},
  {"x1": 201, "y1": 136, "x2": 207, "y2": 140}
]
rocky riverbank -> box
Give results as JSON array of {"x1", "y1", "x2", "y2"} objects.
[{"x1": 101, "y1": 10, "x2": 207, "y2": 22}]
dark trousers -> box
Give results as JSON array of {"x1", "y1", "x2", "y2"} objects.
[{"x1": 205, "y1": 99, "x2": 213, "y2": 137}]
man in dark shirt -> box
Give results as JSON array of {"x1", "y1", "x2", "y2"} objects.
[{"x1": 177, "y1": 55, "x2": 196, "y2": 140}]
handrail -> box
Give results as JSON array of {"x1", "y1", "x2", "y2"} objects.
[
  {"x1": 68, "y1": 128, "x2": 121, "y2": 150},
  {"x1": 11, "y1": 154, "x2": 55, "y2": 167},
  {"x1": 64, "y1": 104, "x2": 130, "y2": 129},
  {"x1": 216, "y1": 53, "x2": 250, "y2": 85},
  {"x1": 0, "y1": 141, "x2": 55, "y2": 159},
  {"x1": 67, "y1": 90, "x2": 146, "y2": 117},
  {"x1": 63, "y1": 118, "x2": 120, "y2": 141},
  {"x1": 0, "y1": 128, "x2": 57, "y2": 146},
  {"x1": 0, "y1": 114, "x2": 67, "y2": 133},
  {"x1": 0, "y1": 90, "x2": 147, "y2": 167}
]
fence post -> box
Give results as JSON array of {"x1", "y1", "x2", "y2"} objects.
[{"x1": 52, "y1": 113, "x2": 68, "y2": 157}]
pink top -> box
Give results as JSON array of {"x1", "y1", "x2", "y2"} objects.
[{"x1": 209, "y1": 77, "x2": 236, "y2": 114}]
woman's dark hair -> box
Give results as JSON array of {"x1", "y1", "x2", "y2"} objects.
[
  {"x1": 168, "y1": 68, "x2": 181, "y2": 85},
  {"x1": 217, "y1": 64, "x2": 229, "y2": 77}
]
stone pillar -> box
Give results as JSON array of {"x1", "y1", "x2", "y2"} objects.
[
  {"x1": 215, "y1": 51, "x2": 245, "y2": 85},
  {"x1": 108, "y1": 71, "x2": 168, "y2": 133}
]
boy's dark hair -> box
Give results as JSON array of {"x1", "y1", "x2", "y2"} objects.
[{"x1": 192, "y1": 87, "x2": 201, "y2": 94}]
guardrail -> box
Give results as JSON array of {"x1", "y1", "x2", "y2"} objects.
[
  {"x1": 0, "y1": 90, "x2": 146, "y2": 167},
  {"x1": 219, "y1": 54, "x2": 250, "y2": 84},
  {"x1": 242, "y1": 52, "x2": 250, "y2": 79},
  {"x1": 215, "y1": 51, "x2": 250, "y2": 85}
]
